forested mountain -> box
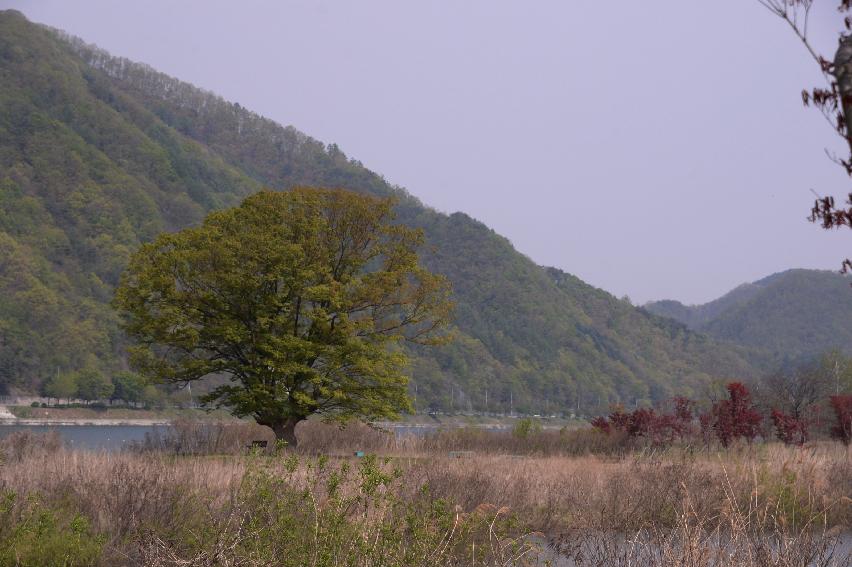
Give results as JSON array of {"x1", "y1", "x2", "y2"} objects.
[
  {"x1": 644, "y1": 269, "x2": 852, "y2": 357},
  {"x1": 0, "y1": 10, "x2": 759, "y2": 413}
]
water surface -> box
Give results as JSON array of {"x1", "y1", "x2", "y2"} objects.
[{"x1": 0, "y1": 424, "x2": 156, "y2": 450}]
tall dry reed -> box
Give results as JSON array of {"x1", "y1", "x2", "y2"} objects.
[{"x1": 0, "y1": 429, "x2": 849, "y2": 565}]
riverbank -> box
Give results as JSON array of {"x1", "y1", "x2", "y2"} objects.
[
  {"x1": 1, "y1": 404, "x2": 582, "y2": 429},
  {"x1": 0, "y1": 404, "x2": 168, "y2": 429},
  {"x1": 0, "y1": 406, "x2": 171, "y2": 426},
  {"x1": 1, "y1": 417, "x2": 170, "y2": 426},
  {"x1": 2, "y1": 405, "x2": 228, "y2": 424}
]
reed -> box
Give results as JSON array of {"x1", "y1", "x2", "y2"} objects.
[{"x1": 0, "y1": 429, "x2": 849, "y2": 565}]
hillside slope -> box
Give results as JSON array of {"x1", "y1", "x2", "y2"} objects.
[
  {"x1": 644, "y1": 269, "x2": 852, "y2": 356},
  {"x1": 0, "y1": 10, "x2": 758, "y2": 413}
]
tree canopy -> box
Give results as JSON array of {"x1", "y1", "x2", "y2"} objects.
[
  {"x1": 75, "y1": 366, "x2": 114, "y2": 404},
  {"x1": 114, "y1": 188, "x2": 453, "y2": 443}
]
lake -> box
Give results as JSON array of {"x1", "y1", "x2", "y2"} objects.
[
  {"x1": 0, "y1": 424, "x2": 157, "y2": 450},
  {"x1": 0, "y1": 422, "x2": 456, "y2": 451}
]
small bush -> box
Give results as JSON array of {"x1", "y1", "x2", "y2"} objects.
[
  {"x1": 0, "y1": 491, "x2": 105, "y2": 566},
  {"x1": 770, "y1": 409, "x2": 808, "y2": 446},
  {"x1": 512, "y1": 417, "x2": 543, "y2": 439}
]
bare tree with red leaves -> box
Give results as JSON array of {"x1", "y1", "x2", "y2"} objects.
[
  {"x1": 590, "y1": 415, "x2": 611, "y2": 434},
  {"x1": 770, "y1": 408, "x2": 809, "y2": 445},
  {"x1": 829, "y1": 393, "x2": 852, "y2": 445},
  {"x1": 708, "y1": 382, "x2": 764, "y2": 448},
  {"x1": 607, "y1": 405, "x2": 631, "y2": 431},
  {"x1": 761, "y1": 362, "x2": 831, "y2": 422},
  {"x1": 759, "y1": 1, "x2": 852, "y2": 271}
]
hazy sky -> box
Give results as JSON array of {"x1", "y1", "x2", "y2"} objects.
[{"x1": 4, "y1": 1, "x2": 851, "y2": 304}]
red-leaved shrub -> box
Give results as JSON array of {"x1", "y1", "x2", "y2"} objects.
[
  {"x1": 590, "y1": 398, "x2": 696, "y2": 447},
  {"x1": 608, "y1": 406, "x2": 631, "y2": 431},
  {"x1": 590, "y1": 416, "x2": 611, "y2": 434},
  {"x1": 709, "y1": 382, "x2": 762, "y2": 448},
  {"x1": 770, "y1": 409, "x2": 808, "y2": 446}
]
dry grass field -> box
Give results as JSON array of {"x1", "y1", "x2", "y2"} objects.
[{"x1": 0, "y1": 422, "x2": 849, "y2": 566}]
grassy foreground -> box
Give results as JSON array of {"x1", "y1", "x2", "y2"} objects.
[{"x1": 0, "y1": 423, "x2": 850, "y2": 566}]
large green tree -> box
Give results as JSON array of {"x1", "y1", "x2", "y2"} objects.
[
  {"x1": 43, "y1": 371, "x2": 77, "y2": 404},
  {"x1": 75, "y1": 367, "x2": 114, "y2": 405},
  {"x1": 111, "y1": 371, "x2": 147, "y2": 405},
  {"x1": 114, "y1": 188, "x2": 453, "y2": 444}
]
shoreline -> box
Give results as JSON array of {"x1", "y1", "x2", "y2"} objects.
[
  {"x1": 0, "y1": 418, "x2": 171, "y2": 426},
  {"x1": 0, "y1": 419, "x2": 558, "y2": 429},
  {"x1": 0, "y1": 419, "x2": 483, "y2": 428},
  {"x1": 0, "y1": 404, "x2": 570, "y2": 430},
  {"x1": 0, "y1": 404, "x2": 166, "y2": 426}
]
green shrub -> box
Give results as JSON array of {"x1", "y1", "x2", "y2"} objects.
[
  {"x1": 135, "y1": 455, "x2": 539, "y2": 566},
  {"x1": 0, "y1": 491, "x2": 105, "y2": 566},
  {"x1": 512, "y1": 418, "x2": 543, "y2": 439}
]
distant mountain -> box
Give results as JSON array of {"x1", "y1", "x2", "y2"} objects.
[
  {"x1": 643, "y1": 283, "x2": 763, "y2": 330},
  {"x1": 644, "y1": 269, "x2": 852, "y2": 356},
  {"x1": 0, "y1": 10, "x2": 759, "y2": 412}
]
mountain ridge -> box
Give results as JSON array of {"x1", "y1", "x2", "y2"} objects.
[
  {"x1": 644, "y1": 268, "x2": 852, "y2": 357},
  {"x1": 0, "y1": 10, "x2": 759, "y2": 413}
]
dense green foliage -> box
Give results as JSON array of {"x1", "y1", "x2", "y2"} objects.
[
  {"x1": 115, "y1": 188, "x2": 452, "y2": 442},
  {"x1": 645, "y1": 269, "x2": 852, "y2": 357},
  {"x1": 0, "y1": 10, "x2": 259, "y2": 397},
  {"x1": 0, "y1": 491, "x2": 105, "y2": 566},
  {"x1": 0, "y1": 10, "x2": 760, "y2": 414}
]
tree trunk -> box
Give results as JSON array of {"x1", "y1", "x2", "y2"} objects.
[{"x1": 270, "y1": 417, "x2": 302, "y2": 447}]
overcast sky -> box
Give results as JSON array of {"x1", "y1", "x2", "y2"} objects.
[{"x1": 4, "y1": 0, "x2": 851, "y2": 304}]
